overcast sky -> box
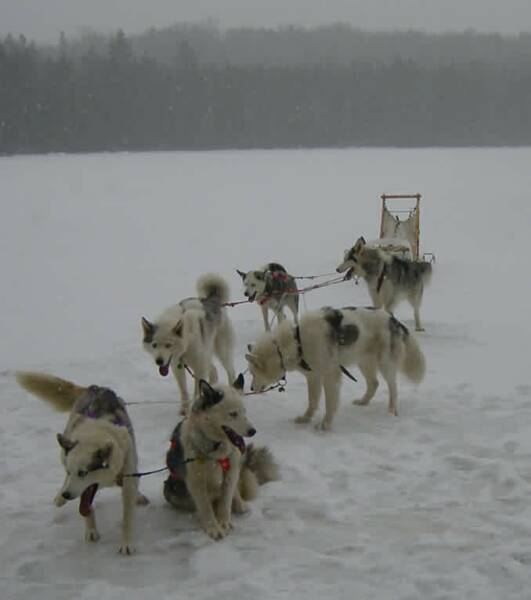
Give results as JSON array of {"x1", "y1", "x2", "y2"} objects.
[{"x1": 2, "y1": 0, "x2": 531, "y2": 43}]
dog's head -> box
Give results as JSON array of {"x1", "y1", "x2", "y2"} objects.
[
  {"x1": 141, "y1": 316, "x2": 186, "y2": 377},
  {"x1": 192, "y1": 376, "x2": 256, "y2": 454},
  {"x1": 56, "y1": 433, "x2": 124, "y2": 516},
  {"x1": 245, "y1": 340, "x2": 284, "y2": 392},
  {"x1": 336, "y1": 236, "x2": 367, "y2": 279},
  {"x1": 236, "y1": 269, "x2": 267, "y2": 302}
]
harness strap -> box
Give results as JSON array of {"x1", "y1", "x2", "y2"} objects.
[
  {"x1": 376, "y1": 264, "x2": 387, "y2": 293},
  {"x1": 340, "y1": 365, "x2": 358, "y2": 382}
]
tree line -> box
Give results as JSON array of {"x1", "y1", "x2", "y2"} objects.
[{"x1": 1, "y1": 29, "x2": 531, "y2": 155}]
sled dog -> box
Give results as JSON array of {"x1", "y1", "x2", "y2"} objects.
[
  {"x1": 142, "y1": 273, "x2": 236, "y2": 415},
  {"x1": 246, "y1": 306, "x2": 426, "y2": 430},
  {"x1": 15, "y1": 372, "x2": 149, "y2": 554},
  {"x1": 163, "y1": 374, "x2": 278, "y2": 539},
  {"x1": 237, "y1": 263, "x2": 299, "y2": 331},
  {"x1": 336, "y1": 237, "x2": 433, "y2": 331}
]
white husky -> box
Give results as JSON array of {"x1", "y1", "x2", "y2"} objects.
[
  {"x1": 142, "y1": 273, "x2": 236, "y2": 415},
  {"x1": 163, "y1": 375, "x2": 279, "y2": 540},
  {"x1": 246, "y1": 306, "x2": 426, "y2": 430},
  {"x1": 15, "y1": 372, "x2": 149, "y2": 554}
]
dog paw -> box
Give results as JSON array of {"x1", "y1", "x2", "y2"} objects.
[
  {"x1": 118, "y1": 543, "x2": 135, "y2": 555},
  {"x1": 136, "y1": 493, "x2": 150, "y2": 506},
  {"x1": 315, "y1": 420, "x2": 332, "y2": 432},
  {"x1": 388, "y1": 407, "x2": 399, "y2": 417},
  {"x1": 85, "y1": 528, "x2": 100, "y2": 542},
  {"x1": 204, "y1": 524, "x2": 225, "y2": 541},
  {"x1": 54, "y1": 494, "x2": 67, "y2": 507},
  {"x1": 352, "y1": 398, "x2": 370, "y2": 406},
  {"x1": 218, "y1": 519, "x2": 233, "y2": 535},
  {"x1": 294, "y1": 414, "x2": 311, "y2": 424},
  {"x1": 415, "y1": 327, "x2": 425, "y2": 332}
]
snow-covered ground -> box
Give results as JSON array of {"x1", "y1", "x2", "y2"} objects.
[{"x1": 1, "y1": 147, "x2": 531, "y2": 599}]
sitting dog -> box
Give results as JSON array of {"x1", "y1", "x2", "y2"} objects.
[
  {"x1": 246, "y1": 306, "x2": 426, "y2": 430},
  {"x1": 336, "y1": 237, "x2": 433, "y2": 331},
  {"x1": 142, "y1": 273, "x2": 236, "y2": 415},
  {"x1": 15, "y1": 372, "x2": 149, "y2": 554},
  {"x1": 163, "y1": 375, "x2": 278, "y2": 540},
  {"x1": 237, "y1": 262, "x2": 299, "y2": 331}
]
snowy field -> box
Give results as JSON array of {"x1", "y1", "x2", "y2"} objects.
[{"x1": 1, "y1": 147, "x2": 531, "y2": 599}]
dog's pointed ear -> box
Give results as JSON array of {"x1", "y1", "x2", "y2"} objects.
[
  {"x1": 195, "y1": 379, "x2": 223, "y2": 411},
  {"x1": 57, "y1": 433, "x2": 77, "y2": 453},
  {"x1": 172, "y1": 320, "x2": 183, "y2": 337},
  {"x1": 245, "y1": 353, "x2": 261, "y2": 369},
  {"x1": 236, "y1": 269, "x2": 246, "y2": 280},
  {"x1": 141, "y1": 317, "x2": 156, "y2": 341},
  {"x1": 233, "y1": 373, "x2": 245, "y2": 391}
]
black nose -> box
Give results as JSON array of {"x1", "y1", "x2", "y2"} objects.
[
  {"x1": 62, "y1": 491, "x2": 72, "y2": 500},
  {"x1": 244, "y1": 292, "x2": 249, "y2": 297},
  {"x1": 155, "y1": 357, "x2": 163, "y2": 366},
  {"x1": 247, "y1": 428, "x2": 256, "y2": 437},
  {"x1": 336, "y1": 267, "x2": 341, "y2": 272}
]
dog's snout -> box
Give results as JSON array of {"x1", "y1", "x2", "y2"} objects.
[
  {"x1": 155, "y1": 357, "x2": 164, "y2": 366},
  {"x1": 244, "y1": 291, "x2": 249, "y2": 297},
  {"x1": 62, "y1": 491, "x2": 72, "y2": 500},
  {"x1": 247, "y1": 427, "x2": 257, "y2": 437},
  {"x1": 336, "y1": 267, "x2": 341, "y2": 273}
]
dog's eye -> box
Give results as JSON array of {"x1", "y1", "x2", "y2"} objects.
[
  {"x1": 229, "y1": 411, "x2": 238, "y2": 418},
  {"x1": 152, "y1": 343, "x2": 158, "y2": 348},
  {"x1": 78, "y1": 469, "x2": 88, "y2": 478}
]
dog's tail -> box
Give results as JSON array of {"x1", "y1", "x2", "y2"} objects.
[
  {"x1": 400, "y1": 331, "x2": 426, "y2": 384},
  {"x1": 238, "y1": 445, "x2": 279, "y2": 502},
  {"x1": 196, "y1": 273, "x2": 230, "y2": 304},
  {"x1": 15, "y1": 372, "x2": 87, "y2": 412}
]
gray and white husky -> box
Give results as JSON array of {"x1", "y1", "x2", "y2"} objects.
[
  {"x1": 246, "y1": 306, "x2": 426, "y2": 430},
  {"x1": 336, "y1": 237, "x2": 433, "y2": 331},
  {"x1": 237, "y1": 262, "x2": 299, "y2": 331},
  {"x1": 142, "y1": 273, "x2": 236, "y2": 415},
  {"x1": 15, "y1": 372, "x2": 149, "y2": 554},
  {"x1": 163, "y1": 375, "x2": 279, "y2": 540}
]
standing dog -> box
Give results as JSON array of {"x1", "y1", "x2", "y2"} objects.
[
  {"x1": 237, "y1": 263, "x2": 299, "y2": 331},
  {"x1": 163, "y1": 375, "x2": 278, "y2": 539},
  {"x1": 336, "y1": 237, "x2": 432, "y2": 331},
  {"x1": 15, "y1": 372, "x2": 148, "y2": 554},
  {"x1": 246, "y1": 306, "x2": 426, "y2": 430},
  {"x1": 142, "y1": 273, "x2": 236, "y2": 415}
]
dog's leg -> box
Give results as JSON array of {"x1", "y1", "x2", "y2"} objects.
[
  {"x1": 187, "y1": 469, "x2": 224, "y2": 540},
  {"x1": 261, "y1": 304, "x2": 270, "y2": 331},
  {"x1": 84, "y1": 509, "x2": 100, "y2": 542},
  {"x1": 410, "y1": 288, "x2": 425, "y2": 331},
  {"x1": 295, "y1": 373, "x2": 322, "y2": 424},
  {"x1": 379, "y1": 359, "x2": 399, "y2": 416},
  {"x1": 288, "y1": 296, "x2": 299, "y2": 326},
  {"x1": 368, "y1": 285, "x2": 384, "y2": 309},
  {"x1": 232, "y1": 489, "x2": 249, "y2": 515},
  {"x1": 215, "y1": 458, "x2": 240, "y2": 535},
  {"x1": 118, "y1": 465, "x2": 136, "y2": 555},
  {"x1": 353, "y1": 358, "x2": 379, "y2": 406},
  {"x1": 171, "y1": 360, "x2": 190, "y2": 416},
  {"x1": 214, "y1": 334, "x2": 236, "y2": 384},
  {"x1": 316, "y1": 372, "x2": 341, "y2": 431}
]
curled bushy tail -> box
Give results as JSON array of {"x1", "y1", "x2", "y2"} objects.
[
  {"x1": 196, "y1": 273, "x2": 230, "y2": 304},
  {"x1": 15, "y1": 372, "x2": 87, "y2": 412},
  {"x1": 238, "y1": 445, "x2": 279, "y2": 501},
  {"x1": 400, "y1": 334, "x2": 426, "y2": 384}
]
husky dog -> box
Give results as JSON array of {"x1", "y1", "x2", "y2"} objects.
[
  {"x1": 246, "y1": 307, "x2": 426, "y2": 430},
  {"x1": 163, "y1": 374, "x2": 278, "y2": 540},
  {"x1": 237, "y1": 263, "x2": 299, "y2": 331},
  {"x1": 15, "y1": 372, "x2": 149, "y2": 554},
  {"x1": 336, "y1": 237, "x2": 433, "y2": 331},
  {"x1": 142, "y1": 273, "x2": 236, "y2": 415}
]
